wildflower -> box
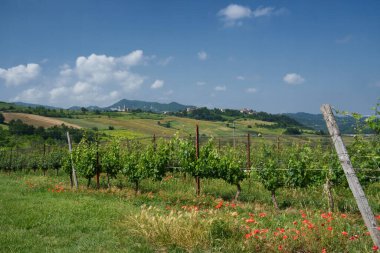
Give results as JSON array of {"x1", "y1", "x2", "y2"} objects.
[
  {"x1": 341, "y1": 231, "x2": 348, "y2": 236},
  {"x1": 302, "y1": 213, "x2": 307, "y2": 218},
  {"x1": 283, "y1": 235, "x2": 288, "y2": 239},
  {"x1": 322, "y1": 248, "x2": 327, "y2": 253},
  {"x1": 253, "y1": 229, "x2": 260, "y2": 235},
  {"x1": 376, "y1": 215, "x2": 380, "y2": 221},
  {"x1": 278, "y1": 245, "x2": 283, "y2": 251},
  {"x1": 230, "y1": 203, "x2": 236, "y2": 208},
  {"x1": 259, "y1": 212, "x2": 267, "y2": 218},
  {"x1": 293, "y1": 236, "x2": 298, "y2": 240},
  {"x1": 341, "y1": 214, "x2": 347, "y2": 218},
  {"x1": 377, "y1": 227, "x2": 380, "y2": 231},
  {"x1": 373, "y1": 245, "x2": 379, "y2": 251},
  {"x1": 246, "y1": 218, "x2": 255, "y2": 223},
  {"x1": 215, "y1": 201, "x2": 223, "y2": 209},
  {"x1": 245, "y1": 233, "x2": 252, "y2": 239},
  {"x1": 327, "y1": 227, "x2": 333, "y2": 231}
]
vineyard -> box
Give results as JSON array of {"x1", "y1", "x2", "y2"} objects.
[
  {"x1": 1, "y1": 127, "x2": 379, "y2": 251},
  {"x1": 1, "y1": 104, "x2": 380, "y2": 252}
]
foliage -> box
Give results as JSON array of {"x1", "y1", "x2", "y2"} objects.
[
  {"x1": 285, "y1": 144, "x2": 317, "y2": 188},
  {"x1": 218, "y1": 146, "x2": 245, "y2": 186},
  {"x1": 73, "y1": 136, "x2": 97, "y2": 182},
  {"x1": 102, "y1": 139, "x2": 121, "y2": 179},
  {"x1": 0, "y1": 112, "x2": 4, "y2": 124},
  {"x1": 255, "y1": 145, "x2": 285, "y2": 193}
]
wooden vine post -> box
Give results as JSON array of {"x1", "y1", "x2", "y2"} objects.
[
  {"x1": 195, "y1": 124, "x2": 200, "y2": 197},
  {"x1": 321, "y1": 104, "x2": 380, "y2": 247},
  {"x1": 96, "y1": 133, "x2": 100, "y2": 189},
  {"x1": 247, "y1": 133, "x2": 252, "y2": 190},
  {"x1": 66, "y1": 132, "x2": 78, "y2": 189}
]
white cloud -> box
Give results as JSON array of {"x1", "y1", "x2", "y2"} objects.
[
  {"x1": 38, "y1": 51, "x2": 146, "y2": 106},
  {"x1": 196, "y1": 81, "x2": 206, "y2": 86},
  {"x1": 252, "y1": 6, "x2": 275, "y2": 17},
  {"x1": 13, "y1": 88, "x2": 44, "y2": 103},
  {"x1": 283, "y1": 73, "x2": 305, "y2": 85},
  {"x1": 246, "y1": 87, "x2": 257, "y2": 93},
  {"x1": 118, "y1": 50, "x2": 144, "y2": 66},
  {"x1": 197, "y1": 51, "x2": 208, "y2": 61},
  {"x1": 151, "y1": 80, "x2": 164, "y2": 89},
  {"x1": 158, "y1": 56, "x2": 174, "y2": 66},
  {"x1": 73, "y1": 81, "x2": 92, "y2": 94},
  {"x1": 49, "y1": 87, "x2": 69, "y2": 99},
  {"x1": 214, "y1": 85, "x2": 227, "y2": 91},
  {"x1": 0, "y1": 63, "x2": 41, "y2": 86},
  {"x1": 218, "y1": 4, "x2": 282, "y2": 27},
  {"x1": 218, "y1": 4, "x2": 251, "y2": 21},
  {"x1": 236, "y1": 76, "x2": 245, "y2": 80}
]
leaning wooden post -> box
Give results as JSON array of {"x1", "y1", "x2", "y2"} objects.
[
  {"x1": 66, "y1": 132, "x2": 78, "y2": 189},
  {"x1": 195, "y1": 124, "x2": 200, "y2": 197},
  {"x1": 321, "y1": 104, "x2": 380, "y2": 247}
]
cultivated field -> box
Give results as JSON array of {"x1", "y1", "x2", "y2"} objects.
[{"x1": 3, "y1": 112, "x2": 81, "y2": 129}]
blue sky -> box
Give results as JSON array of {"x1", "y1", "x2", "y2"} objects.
[{"x1": 0, "y1": 0, "x2": 379, "y2": 114}]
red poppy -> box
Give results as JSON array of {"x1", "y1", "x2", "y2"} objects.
[
  {"x1": 372, "y1": 245, "x2": 379, "y2": 251},
  {"x1": 259, "y1": 212, "x2": 267, "y2": 218},
  {"x1": 215, "y1": 201, "x2": 223, "y2": 209},
  {"x1": 341, "y1": 231, "x2": 348, "y2": 236},
  {"x1": 322, "y1": 248, "x2": 327, "y2": 253},
  {"x1": 341, "y1": 214, "x2": 347, "y2": 218},
  {"x1": 245, "y1": 233, "x2": 252, "y2": 239},
  {"x1": 246, "y1": 218, "x2": 255, "y2": 223},
  {"x1": 327, "y1": 227, "x2": 333, "y2": 231}
]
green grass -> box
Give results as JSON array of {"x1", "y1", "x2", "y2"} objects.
[{"x1": 0, "y1": 171, "x2": 379, "y2": 252}]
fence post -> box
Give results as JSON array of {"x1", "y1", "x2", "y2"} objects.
[
  {"x1": 66, "y1": 132, "x2": 78, "y2": 189},
  {"x1": 247, "y1": 133, "x2": 251, "y2": 170},
  {"x1": 96, "y1": 133, "x2": 100, "y2": 189},
  {"x1": 153, "y1": 134, "x2": 156, "y2": 151},
  {"x1": 247, "y1": 133, "x2": 252, "y2": 190},
  {"x1": 321, "y1": 104, "x2": 380, "y2": 247},
  {"x1": 195, "y1": 124, "x2": 200, "y2": 197}
]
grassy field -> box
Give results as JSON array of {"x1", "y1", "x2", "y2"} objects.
[{"x1": 1, "y1": 171, "x2": 379, "y2": 252}]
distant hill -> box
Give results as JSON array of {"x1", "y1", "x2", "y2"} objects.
[
  {"x1": 105, "y1": 99, "x2": 192, "y2": 113},
  {"x1": 14, "y1": 102, "x2": 61, "y2": 110},
  {"x1": 285, "y1": 112, "x2": 368, "y2": 134}
]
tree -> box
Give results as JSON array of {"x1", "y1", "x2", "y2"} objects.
[{"x1": 0, "y1": 113, "x2": 4, "y2": 124}]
